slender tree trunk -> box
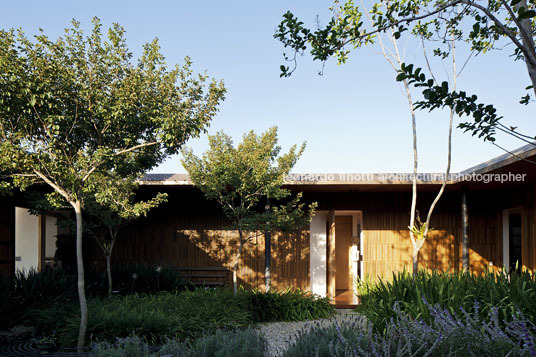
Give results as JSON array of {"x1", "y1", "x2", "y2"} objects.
[
  {"x1": 106, "y1": 252, "x2": 112, "y2": 296},
  {"x1": 72, "y1": 200, "x2": 87, "y2": 352},
  {"x1": 386, "y1": 28, "x2": 419, "y2": 275},
  {"x1": 421, "y1": 36, "x2": 456, "y2": 260},
  {"x1": 515, "y1": 0, "x2": 536, "y2": 96},
  {"x1": 412, "y1": 239, "x2": 425, "y2": 275},
  {"x1": 106, "y1": 230, "x2": 117, "y2": 296},
  {"x1": 264, "y1": 198, "x2": 271, "y2": 292},
  {"x1": 233, "y1": 229, "x2": 244, "y2": 296}
]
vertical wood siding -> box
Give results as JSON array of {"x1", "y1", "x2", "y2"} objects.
[
  {"x1": 87, "y1": 187, "x2": 310, "y2": 290},
  {"x1": 85, "y1": 183, "x2": 536, "y2": 288}
]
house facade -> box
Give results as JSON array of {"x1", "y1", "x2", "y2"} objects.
[{"x1": 1, "y1": 143, "x2": 536, "y2": 304}]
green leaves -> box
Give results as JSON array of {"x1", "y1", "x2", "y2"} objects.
[
  {"x1": 182, "y1": 127, "x2": 315, "y2": 235},
  {"x1": 517, "y1": 8, "x2": 536, "y2": 20},
  {"x1": 396, "y1": 63, "x2": 502, "y2": 142},
  {"x1": 0, "y1": 17, "x2": 225, "y2": 206}
]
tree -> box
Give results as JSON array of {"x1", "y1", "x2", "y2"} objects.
[
  {"x1": 0, "y1": 18, "x2": 225, "y2": 350},
  {"x1": 182, "y1": 127, "x2": 317, "y2": 295},
  {"x1": 275, "y1": 0, "x2": 535, "y2": 141},
  {"x1": 275, "y1": 1, "x2": 471, "y2": 274},
  {"x1": 84, "y1": 174, "x2": 168, "y2": 296}
]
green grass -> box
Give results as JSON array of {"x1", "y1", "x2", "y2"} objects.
[
  {"x1": 56, "y1": 290, "x2": 251, "y2": 346},
  {"x1": 237, "y1": 288, "x2": 335, "y2": 322},
  {"x1": 356, "y1": 269, "x2": 536, "y2": 332},
  {"x1": 30, "y1": 287, "x2": 334, "y2": 347}
]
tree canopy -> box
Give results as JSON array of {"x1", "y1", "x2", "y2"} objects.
[
  {"x1": 182, "y1": 127, "x2": 316, "y2": 293},
  {"x1": 0, "y1": 17, "x2": 226, "y2": 350},
  {"x1": 275, "y1": 0, "x2": 535, "y2": 142}
]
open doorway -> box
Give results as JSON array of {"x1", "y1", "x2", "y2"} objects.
[
  {"x1": 335, "y1": 216, "x2": 352, "y2": 297},
  {"x1": 333, "y1": 212, "x2": 361, "y2": 306},
  {"x1": 503, "y1": 209, "x2": 522, "y2": 272}
]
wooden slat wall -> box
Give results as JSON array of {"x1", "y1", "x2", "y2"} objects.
[
  {"x1": 85, "y1": 182, "x2": 536, "y2": 287},
  {"x1": 0, "y1": 199, "x2": 15, "y2": 276},
  {"x1": 87, "y1": 187, "x2": 309, "y2": 290}
]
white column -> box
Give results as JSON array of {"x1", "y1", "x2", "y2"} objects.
[{"x1": 310, "y1": 213, "x2": 327, "y2": 296}]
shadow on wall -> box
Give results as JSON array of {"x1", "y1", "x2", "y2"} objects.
[
  {"x1": 362, "y1": 225, "x2": 500, "y2": 281},
  {"x1": 173, "y1": 229, "x2": 310, "y2": 291}
]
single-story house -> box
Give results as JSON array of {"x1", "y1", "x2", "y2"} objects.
[{"x1": 1, "y1": 143, "x2": 535, "y2": 306}]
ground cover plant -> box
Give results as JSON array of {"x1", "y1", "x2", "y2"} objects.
[
  {"x1": 237, "y1": 288, "x2": 335, "y2": 322},
  {"x1": 0, "y1": 268, "x2": 334, "y2": 349},
  {"x1": 0, "y1": 265, "x2": 188, "y2": 330},
  {"x1": 357, "y1": 269, "x2": 536, "y2": 332},
  {"x1": 92, "y1": 328, "x2": 267, "y2": 357},
  {"x1": 56, "y1": 290, "x2": 251, "y2": 346},
  {"x1": 284, "y1": 301, "x2": 536, "y2": 357}
]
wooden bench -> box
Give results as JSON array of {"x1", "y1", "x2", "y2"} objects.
[{"x1": 175, "y1": 267, "x2": 230, "y2": 287}]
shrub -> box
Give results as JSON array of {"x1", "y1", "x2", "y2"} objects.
[
  {"x1": 0, "y1": 268, "x2": 78, "y2": 329},
  {"x1": 57, "y1": 290, "x2": 251, "y2": 347},
  {"x1": 158, "y1": 328, "x2": 266, "y2": 357},
  {"x1": 91, "y1": 329, "x2": 266, "y2": 357},
  {"x1": 284, "y1": 300, "x2": 536, "y2": 357},
  {"x1": 86, "y1": 263, "x2": 189, "y2": 296},
  {"x1": 237, "y1": 288, "x2": 335, "y2": 322},
  {"x1": 92, "y1": 336, "x2": 151, "y2": 357},
  {"x1": 357, "y1": 269, "x2": 536, "y2": 331},
  {"x1": 0, "y1": 264, "x2": 188, "y2": 330}
]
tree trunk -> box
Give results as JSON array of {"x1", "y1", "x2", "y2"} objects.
[
  {"x1": 105, "y1": 230, "x2": 117, "y2": 296},
  {"x1": 412, "y1": 239, "x2": 425, "y2": 275},
  {"x1": 264, "y1": 231, "x2": 271, "y2": 292},
  {"x1": 412, "y1": 243, "x2": 419, "y2": 275},
  {"x1": 233, "y1": 229, "x2": 244, "y2": 296},
  {"x1": 106, "y1": 252, "x2": 112, "y2": 296},
  {"x1": 516, "y1": 0, "x2": 536, "y2": 96},
  {"x1": 264, "y1": 199, "x2": 271, "y2": 292},
  {"x1": 72, "y1": 200, "x2": 87, "y2": 352}
]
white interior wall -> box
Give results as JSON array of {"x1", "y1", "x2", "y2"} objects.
[
  {"x1": 15, "y1": 207, "x2": 39, "y2": 273},
  {"x1": 310, "y1": 213, "x2": 327, "y2": 296}
]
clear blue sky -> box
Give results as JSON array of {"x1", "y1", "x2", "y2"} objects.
[{"x1": 2, "y1": 1, "x2": 533, "y2": 174}]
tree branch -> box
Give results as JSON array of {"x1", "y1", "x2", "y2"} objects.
[{"x1": 33, "y1": 169, "x2": 73, "y2": 203}]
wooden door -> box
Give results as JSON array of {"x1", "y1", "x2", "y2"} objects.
[{"x1": 335, "y1": 216, "x2": 353, "y2": 290}]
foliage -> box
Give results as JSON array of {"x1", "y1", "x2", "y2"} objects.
[
  {"x1": 237, "y1": 288, "x2": 335, "y2": 322},
  {"x1": 56, "y1": 290, "x2": 251, "y2": 347},
  {"x1": 182, "y1": 127, "x2": 314, "y2": 232},
  {"x1": 91, "y1": 329, "x2": 266, "y2": 357},
  {"x1": 0, "y1": 17, "x2": 225, "y2": 349},
  {"x1": 157, "y1": 328, "x2": 266, "y2": 357},
  {"x1": 0, "y1": 17, "x2": 226, "y2": 194},
  {"x1": 356, "y1": 269, "x2": 536, "y2": 332},
  {"x1": 0, "y1": 268, "x2": 78, "y2": 329},
  {"x1": 0, "y1": 265, "x2": 188, "y2": 331},
  {"x1": 284, "y1": 301, "x2": 536, "y2": 356},
  {"x1": 396, "y1": 62, "x2": 504, "y2": 142},
  {"x1": 274, "y1": 0, "x2": 536, "y2": 141},
  {"x1": 86, "y1": 264, "x2": 188, "y2": 296},
  {"x1": 182, "y1": 127, "x2": 316, "y2": 294},
  {"x1": 92, "y1": 336, "x2": 152, "y2": 357}
]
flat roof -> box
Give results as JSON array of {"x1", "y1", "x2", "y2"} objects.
[
  {"x1": 460, "y1": 142, "x2": 536, "y2": 175},
  {"x1": 141, "y1": 143, "x2": 536, "y2": 186}
]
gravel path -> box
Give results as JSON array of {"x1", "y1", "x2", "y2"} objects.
[{"x1": 257, "y1": 310, "x2": 367, "y2": 357}]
